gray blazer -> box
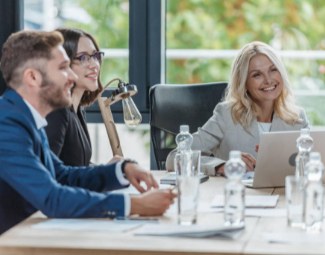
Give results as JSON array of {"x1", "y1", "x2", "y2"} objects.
[{"x1": 166, "y1": 101, "x2": 309, "y2": 175}]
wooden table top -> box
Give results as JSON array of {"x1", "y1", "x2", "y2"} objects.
[{"x1": 0, "y1": 171, "x2": 324, "y2": 255}]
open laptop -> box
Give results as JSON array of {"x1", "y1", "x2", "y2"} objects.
[{"x1": 242, "y1": 130, "x2": 325, "y2": 188}]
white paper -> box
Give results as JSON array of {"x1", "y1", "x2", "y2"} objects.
[
  {"x1": 263, "y1": 231, "x2": 325, "y2": 244},
  {"x1": 165, "y1": 202, "x2": 223, "y2": 217},
  {"x1": 245, "y1": 208, "x2": 286, "y2": 217},
  {"x1": 32, "y1": 219, "x2": 142, "y2": 232},
  {"x1": 134, "y1": 223, "x2": 244, "y2": 239},
  {"x1": 211, "y1": 195, "x2": 279, "y2": 208},
  {"x1": 160, "y1": 173, "x2": 209, "y2": 185}
]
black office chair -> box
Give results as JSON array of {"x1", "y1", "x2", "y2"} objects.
[{"x1": 149, "y1": 82, "x2": 228, "y2": 170}]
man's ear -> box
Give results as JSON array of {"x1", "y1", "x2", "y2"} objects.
[{"x1": 23, "y1": 68, "x2": 42, "y2": 88}]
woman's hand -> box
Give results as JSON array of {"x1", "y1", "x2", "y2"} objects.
[
  {"x1": 216, "y1": 151, "x2": 256, "y2": 175},
  {"x1": 215, "y1": 164, "x2": 225, "y2": 176},
  {"x1": 108, "y1": 155, "x2": 124, "y2": 164},
  {"x1": 241, "y1": 152, "x2": 256, "y2": 171}
]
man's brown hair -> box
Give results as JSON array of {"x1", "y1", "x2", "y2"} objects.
[{"x1": 0, "y1": 30, "x2": 63, "y2": 88}]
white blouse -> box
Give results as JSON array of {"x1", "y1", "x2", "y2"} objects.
[{"x1": 258, "y1": 122, "x2": 272, "y2": 133}]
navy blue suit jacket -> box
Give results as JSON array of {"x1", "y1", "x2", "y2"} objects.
[{"x1": 0, "y1": 89, "x2": 129, "y2": 234}]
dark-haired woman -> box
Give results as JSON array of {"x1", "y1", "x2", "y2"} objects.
[{"x1": 45, "y1": 28, "x2": 104, "y2": 166}]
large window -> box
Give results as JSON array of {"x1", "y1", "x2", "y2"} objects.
[{"x1": 24, "y1": 0, "x2": 151, "y2": 168}]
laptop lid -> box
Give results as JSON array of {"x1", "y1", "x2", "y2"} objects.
[{"x1": 245, "y1": 130, "x2": 325, "y2": 189}]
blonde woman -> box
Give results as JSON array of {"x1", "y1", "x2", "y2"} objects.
[{"x1": 166, "y1": 41, "x2": 309, "y2": 176}]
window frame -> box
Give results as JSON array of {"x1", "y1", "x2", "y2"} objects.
[
  {"x1": 0, "y1": 0, "x2": 23, "y2": 95},
  {"x1": 86, "y1": 0, "x2": 164, "y2": 125}
]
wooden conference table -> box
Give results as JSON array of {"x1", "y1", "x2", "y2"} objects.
[{"x1": 0, "y1": 171, "x2": 324, "y2": 255}]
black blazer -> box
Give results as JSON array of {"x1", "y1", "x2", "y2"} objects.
[{"x1": 45, "y1": 106, "x2": 92, "y2": 166}]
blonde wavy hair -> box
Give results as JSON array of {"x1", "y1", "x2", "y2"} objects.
[{"x1": 225, "y1": 41, "x2": 301, "y2": 129}]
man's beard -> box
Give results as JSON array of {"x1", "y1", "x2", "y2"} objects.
[{"x1": 39, "y1": 71, "x2": 72, "y2": 111}]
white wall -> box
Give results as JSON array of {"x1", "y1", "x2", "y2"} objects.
[{"x1": 87, "y1": 123, "x2": 150, "y2": 169}]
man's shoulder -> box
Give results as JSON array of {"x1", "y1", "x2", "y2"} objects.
[
  {"x1": 0, "y1": 96, "x2": 18, "y2": 117},
  {"x1": 0, "y1": 94, "x2": 34, "y2": 131}
]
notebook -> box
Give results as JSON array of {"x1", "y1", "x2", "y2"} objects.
[
  {"x1": 160, "y1": 172, "x2": 209, "y2": 185},
  {"x1": 242, "y1": 130, "x2": 325, "y2": 188}
]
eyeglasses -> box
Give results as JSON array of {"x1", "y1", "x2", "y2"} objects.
[{"x1": 73, "y1": 51, "x2": 104, "y2": 66}]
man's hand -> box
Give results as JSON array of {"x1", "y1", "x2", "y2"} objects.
[
  {"x1": 123, "y1": 162, "x2": 159, "y2": 193},
  {"x1": 130, "y1": 189, "x2": 176, "y2": 216}
]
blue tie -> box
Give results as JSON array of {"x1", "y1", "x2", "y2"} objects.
[{"x1": 39, "y1": 128, "x2": 55, "y2": 177}]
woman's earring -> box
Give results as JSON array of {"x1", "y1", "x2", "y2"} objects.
[{"x1": 245, "y1": 90, "x2": 249, "y2": 98}]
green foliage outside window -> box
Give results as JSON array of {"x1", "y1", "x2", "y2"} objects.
[{"x1": 166, "y1": 0, "x2": 325, "y2": 125}]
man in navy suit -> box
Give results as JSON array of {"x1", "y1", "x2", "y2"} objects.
[{"x1": 0, "y1": 30, "x2": 175, "y2": 234}]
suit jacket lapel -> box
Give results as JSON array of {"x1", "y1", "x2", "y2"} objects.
[
  {"x1": 38, "y1": 128, "x2": 55, "y2": 177},
  {"x1": 246, "y1": 118, "x2": 260, "y2": 141},
  {"x1": 271, "y1": 113, "x2": 286, "y2": 131}
]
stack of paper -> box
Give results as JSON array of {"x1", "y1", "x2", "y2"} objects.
[
  {"x1": 134, "y1": 224, "x2": 244, "y2": 239},
  {"x1": 160, "y1": 172, "x2": 209, "y2": 185}
]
